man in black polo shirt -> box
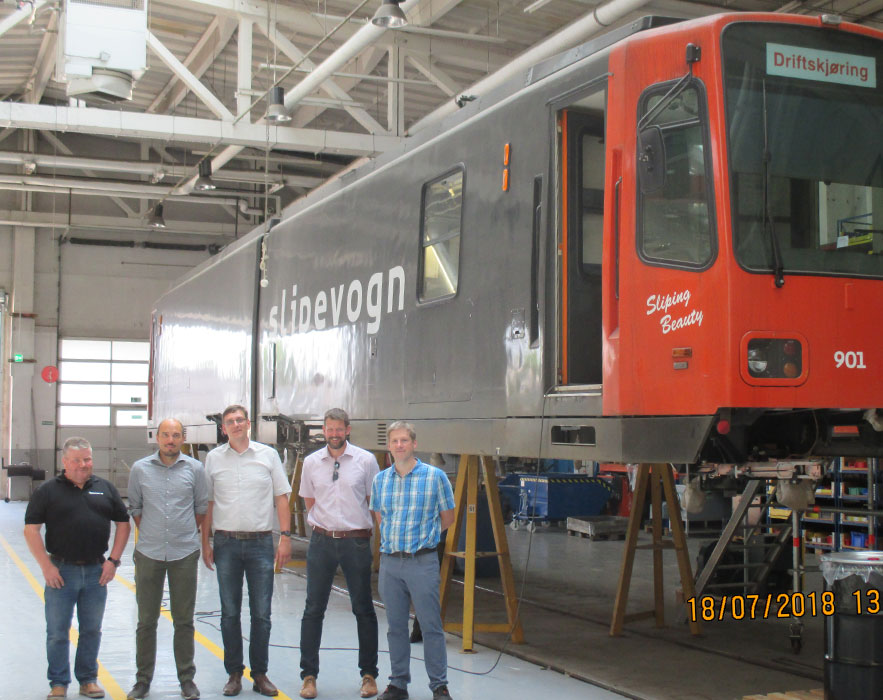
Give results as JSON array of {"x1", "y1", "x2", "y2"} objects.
[{"x1": 24, "y1": 436, "x2": 131, "y2": 700}]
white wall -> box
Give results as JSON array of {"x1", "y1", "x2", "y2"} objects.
[{"x1": 1, "y1": 226, "x2": 211, "y2": 486}]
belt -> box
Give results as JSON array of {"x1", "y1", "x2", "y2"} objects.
[
  {"x1": 214, "y1": 530, "x2": 272, "y2": 540},
  {"x1": 384, "y1": 547, "x2": 437, "y2": 558},
  {"x1": 312, "y1": 526, "x2": 372, "y2": 539},
  {"x1": 50, "y1": 555, "x2": 104, "y2": 566}
]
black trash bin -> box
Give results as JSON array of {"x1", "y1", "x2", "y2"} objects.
[{"x1": 820, "y1": 550, "x2": 883, "y2": 700}]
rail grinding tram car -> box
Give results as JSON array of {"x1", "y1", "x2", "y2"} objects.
[{"x1": 150, "y1": 12, "x2": 883, "y2": 475}]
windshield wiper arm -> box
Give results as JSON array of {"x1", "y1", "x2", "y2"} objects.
[{"x1": 762, "y1": 79, "x2": 785, "y2": 288}]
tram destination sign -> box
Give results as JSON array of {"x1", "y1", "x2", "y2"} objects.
[{"x1": 766, "y1": 43, "x2": 876, "y2": 88}]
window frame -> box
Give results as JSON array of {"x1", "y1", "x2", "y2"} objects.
[
  {"x1": 417, "y1": 165, "x2": 466, "y2": 304},
  {"x1": 635, "y1": 78, "x2": 718, "y2": 272},
  {"x1": 57, "y1": 338, "x2": 150, "y2": 427}
]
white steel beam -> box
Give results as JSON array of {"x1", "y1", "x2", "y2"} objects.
[
  {"x1": 410, "y1": 0, "x2": 652, "y2": 133},
  {"x1": 237, "y1": 18, "x2": 254, "y2": 119},
  {"x1": 263, "y1": 26, "x2": 386, "y2": 134},
  {"x1": 0, "y1": 102, "x2": 401, "y2": 156},
  {"x1": 0, "y1": 208, "x2": 237, "y2": 237},
  {"x1": 0, "y1": 0, "x2": 50, "y2": 40},
  {"x1": 148, "y1": 16, "x2": 238, "y2": 115},
  {"x1": 0, "y1": 150, "x2": 323, "y2": 188},
  {"x1": 26, "y1": 10, "x2": 58, "y2": 104},
  {"x1": 146, "y1": 32, "x2": 235, "y2": 121},
  {"x1": 176, "y1": 0, "x2": 348, "y2": 40},
  {"x1": 39, "y1": 131, "x2": 137, "y2": 218},
  {"x1": 406, "y1": 54, "x2": 459, "y2": 97}
]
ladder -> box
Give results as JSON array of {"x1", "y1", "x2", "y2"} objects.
[{"x1": 693, "y1": 479, "x2": 792, "y2": 598}]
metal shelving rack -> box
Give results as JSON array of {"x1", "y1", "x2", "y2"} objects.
[{"x1": 803, "y1": 457, "x2": 879, "y2": 551}]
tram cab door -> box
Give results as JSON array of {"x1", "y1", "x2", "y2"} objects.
[{"x1": 558, "y1": 108, "x2": 605, "y2": 386}]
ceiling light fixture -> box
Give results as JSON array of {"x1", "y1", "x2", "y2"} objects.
[
  {"x1": 147, "y1": 203, "x2": 167, "y2": 228},
  {"x1": 264, "y1": 86, "x2": 291, "y2": 123},
  {"x1": 371, "y1": 0, "x2": 408, "y2": 29},
  {"x1": 194, "y1": 160, "x2": 216, "y2": 191}
]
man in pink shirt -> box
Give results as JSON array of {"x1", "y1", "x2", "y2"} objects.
[{"x1": 298, "y1": 408, "x2": 380, "y2": 700}]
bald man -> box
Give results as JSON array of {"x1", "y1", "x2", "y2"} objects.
[{"x1": 126, "y1": 419, "x2": 208, "y2": 700}]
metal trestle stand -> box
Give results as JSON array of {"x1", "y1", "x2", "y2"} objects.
[
  {"x1": 610, "y1": 463, "x2": 702, "y2": 636},
  {"x1": 439, "y1": 454, "x2": 525, "y2": 652}
]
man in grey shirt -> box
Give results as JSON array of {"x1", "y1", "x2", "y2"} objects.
[{"x1": 126, "y1": 418, "x2": 208, "y2": 700}]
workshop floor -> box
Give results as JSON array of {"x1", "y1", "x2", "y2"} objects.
[{"x1": 1, "y1": 500, "x2": 829, "y2": 700}]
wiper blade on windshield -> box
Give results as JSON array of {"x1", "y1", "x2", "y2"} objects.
[{"x1": 762, "y1": 79, "x2": 785, "y2": 288}]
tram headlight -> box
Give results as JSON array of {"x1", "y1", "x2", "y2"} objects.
[
  {"x1": 746, "y1": 338, "x2": 803, "y2": 379},
  {"x1": 747, "y1": 346, "x2": 768, "y2": 375}
]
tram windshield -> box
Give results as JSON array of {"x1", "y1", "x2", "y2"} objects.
[{"x1": 723, "y1": 23, "x2": 883, "y2": 278}]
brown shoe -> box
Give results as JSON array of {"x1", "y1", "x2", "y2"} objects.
[
  {"x1": 360, "y1": 675, "x2": 378, "y2": 698},
  {"x1": 252, "y1": 674, "x2": 278, "y2": 697},
  {"x1": 47, "y1": 687, "x2": 67, "y2": 700},
  {"x1": 79, "y1": 683, "x2": 105, "y2": 699},
  {"x1": 222, "y1": 673, "x2": 242, "y2": 697},
  {"x1": 299, "y1": 676, "x2": 317, "y2": 699}
]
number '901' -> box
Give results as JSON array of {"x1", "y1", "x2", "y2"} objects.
[{"x1": 835, "y1": 351, "x2": 866, "y2": 369}]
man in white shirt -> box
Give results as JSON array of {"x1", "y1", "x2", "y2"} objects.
[
  {"x1": 298, "y1": 408, "x2": 380, "y2": 700},
  {"x1": 202, "y1": 405, "x2": 292, "y2": 698}
]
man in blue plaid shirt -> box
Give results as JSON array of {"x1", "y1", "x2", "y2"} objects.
[{"x1": 370, "y1": 422, "x2": 455, "y2": 700}]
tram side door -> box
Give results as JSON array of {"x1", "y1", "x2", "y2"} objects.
[{"x1": 558, "y1": 108, "x2": 606, "y2": 386}]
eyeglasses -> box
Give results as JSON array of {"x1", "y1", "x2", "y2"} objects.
[
  {"x1": 333, "y1": 461, "x2": 340, "y2": 482},
  {"x1": 224, "y1": 417, "x2": 248, "y2": 426}
]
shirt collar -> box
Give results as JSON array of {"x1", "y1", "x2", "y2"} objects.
[
  {"x1": 59, "y1": 472, "x2": 94, "y2": 488},
  {"x1": 221, "y1": 439, "x2": 253, "y2": 455},
  {"x1": 149, "y1": 450, "x2": 186, "y2": 468},
  {"x1": 322, "y1": 441, "x2": 354, "y2": 462}
]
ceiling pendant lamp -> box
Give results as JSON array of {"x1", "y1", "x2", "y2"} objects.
[
  {"x1": 147, "y1": 203, "x2": 166, "y2": 228},
  {"x1": 371, "y1": 0, "x2": 408, "y2": 29},
  {"x1": 265, "y1": 86, "x2": 291, "y2": 123},
  {"x1": 194, "y1": 159, "x2": 216, "y2": 191}
]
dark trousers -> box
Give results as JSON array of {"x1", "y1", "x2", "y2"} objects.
[
  {"x1": 133, "y1": 549, "x2": 199, "y2": 684},
  {"x1": 300, "y1": 532, "x2": 379, "y2": 680}
]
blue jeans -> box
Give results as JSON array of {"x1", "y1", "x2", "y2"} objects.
[
  {"x1": 300, "y1": 533, "x2": 378, "y2": 680},
  {"x1": 378, "y1": 552, "x2": 447, "y2": 691},
  {"x1": 213, "y1": 532, "x2": 275, "y2": 675},
  {"x1": 44, "y1": 561, "x2": 107, "y2": 688}
]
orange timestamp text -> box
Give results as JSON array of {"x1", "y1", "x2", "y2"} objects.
[{"x1": 686, "y1": 590, "x2": 882, "y2": 622}]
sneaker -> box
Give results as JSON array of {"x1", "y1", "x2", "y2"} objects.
[
  {"x1": 377, "y1": 685, "x2": 408, "y2": 700},
  {"x1": 180, "y1": 680, "x2": 200, "y2": 699},
  {"x1": 432, "y1": 686, "x2": 452, "y2": 700},
  {"x1": 360, "y1": 675, "x2": 378, "y2": 698},
  {"x1": 126, "y1": 683, "x2": 150, "y2": 700},
  {"x1": 299, "y1": 676, "x2": 317, "y2": 699}
]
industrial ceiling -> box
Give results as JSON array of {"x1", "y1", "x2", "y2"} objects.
[{"x1": 0, "y1": 0, "x2": 881, "y2": 244}]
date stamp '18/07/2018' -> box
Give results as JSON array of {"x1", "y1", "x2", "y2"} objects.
[{"x1": 686, "y1": 590, "x2": 882, "y2": 622}]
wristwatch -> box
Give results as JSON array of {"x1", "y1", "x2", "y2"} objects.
[
  {"x1": 107, "y1": 557, "x2": 121, "y2": 567},
  {"x1": 280, "y1": 530, "x2": 291, "y2": 537}
]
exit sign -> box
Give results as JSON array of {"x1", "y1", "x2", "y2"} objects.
[{"x1": 13, "y1": 353, "x2": 23, "y2": 362}]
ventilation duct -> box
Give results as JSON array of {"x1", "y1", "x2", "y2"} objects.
[{"x1": 57, "y1": 0, "x2": 147, "y2": 103}]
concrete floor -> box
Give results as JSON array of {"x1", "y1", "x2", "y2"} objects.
[{"x1": 0, "y1": 500, "x2": 828, "y2": 700}]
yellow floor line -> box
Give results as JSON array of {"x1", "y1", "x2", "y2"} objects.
[
  {"x1": 2, "y1": 535, "x2": 294, "y2": 700},
  {"x1": 0, "y1": 534, "x2": 127, "y2": 700}
]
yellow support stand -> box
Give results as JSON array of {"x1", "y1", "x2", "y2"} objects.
[
  {"x1": 277, "y1": 451, "x2": 307, "y2": 573},
  {"x1": 439, "y1": 454, "x2": 525, "y2": 652},
  {"x1": 610, "y1": 463, "x2": 702, "y2": 636}
]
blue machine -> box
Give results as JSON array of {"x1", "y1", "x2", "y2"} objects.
[{"x1": 510, "y1": 474, "x2": 613, "y2": 531}]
